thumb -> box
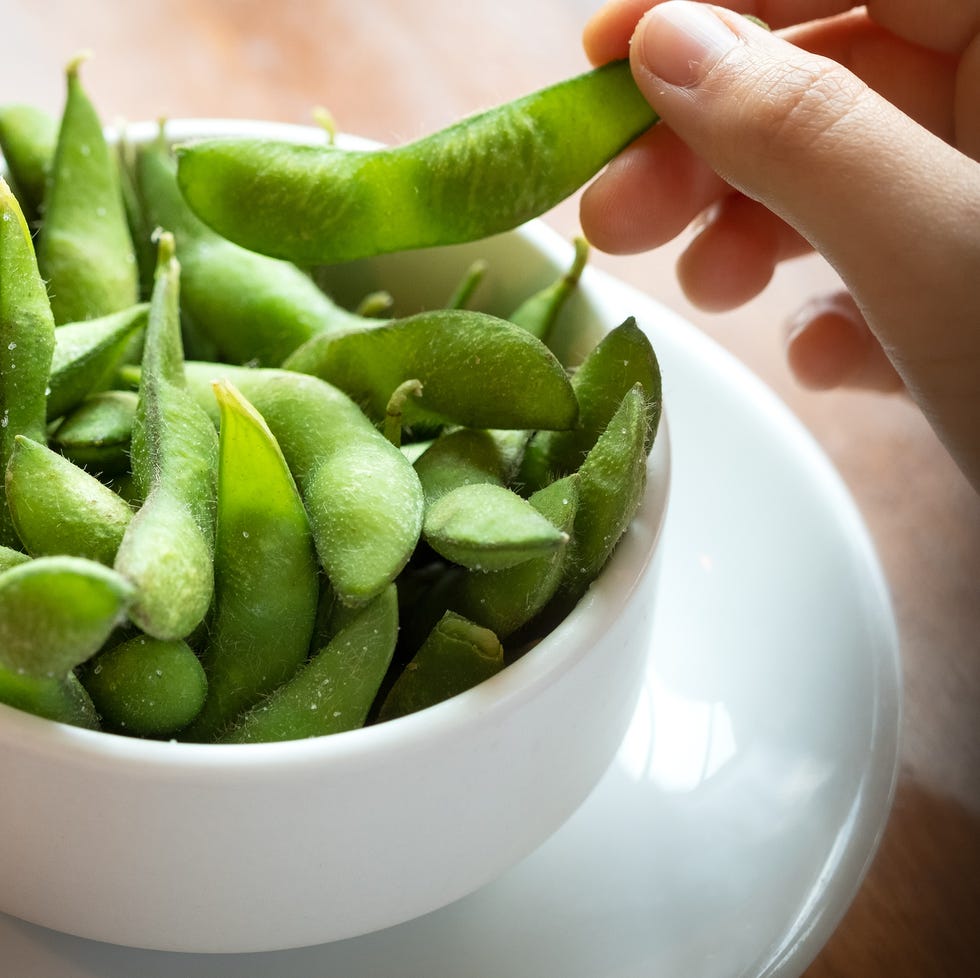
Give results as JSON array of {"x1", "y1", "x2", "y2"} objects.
[{"x1": 630, "y1": 1, "x2": 980, "y2": 490}]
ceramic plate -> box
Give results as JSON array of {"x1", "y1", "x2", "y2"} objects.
[{"x1": 0, "y1": 266, "x2": 901, "y2": 977}]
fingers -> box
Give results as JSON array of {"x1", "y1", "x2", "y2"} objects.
[
  {"x1": 624, "y1": 1, "x2": 980, "y2": 489},
  {"x1": 785, "y1": 292, "x2": 904, "y2": 392},
  {"x1": 677, "y1": 194, "x2": 812, "y2": 310},
  {"x1": 579, "y1": 124, "x2": 730, "y2": 253}
]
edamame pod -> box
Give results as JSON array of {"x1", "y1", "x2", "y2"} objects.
[
  {"x1": 0, "y1": 555, "x2": 134, "y2": 678},
  {"x1": 0, "y1": 666, "x2": 100, "y2": 730},
  {"x1": 80, "y1": 634, "x2": 207, "y2": 737},
  {"x1": 560, "y1": 383, "x2": 650, "y2": 599},
  {"x1": 520, "y1": 317, "x2": 661, "y2": 490},
  {"x1": 423, "y1": 482, "x2": 568, "y2": 571},
  {"x1": 183, "y1": 361, "x2": 423, "y2": 606},
  {"x1": 133, "y1": 133, "x2": 374, "y2": 365},
  {"x1": 0, "y1": 544, "x2": 30, "y2": 573},
  {"x1": 377, "y1": 610, "x2": 504, "y2": 722},
  {"x1": 219, "y1": 584, "x2": 398, "y2": 743},
  {"x1": 176, "y1": 60, "x2": 657, "y2": 264},
  {"x1": 114, "y1": 234, "x2": 218, "y2": 639},
  {"x1": 46, "y1": 302, "x2": 148, "y2": 419},
  {"x1": 0, "y1": 104, "x2": 57, "y2": 225},
  {"x1": 36, "y1": 55, "x2": 138, "y2": 323},
  {"x1": 1, "y1": 177, "x2": 56, "y2": 548},
  {"x1": 5, "y1": 435, "x2": 132, "y2": 564},
  {"x1": 413, "y1": 427, "x2": 509, "y2": 503},
  {"x1": 450, "y1": 473, "x2": 579, "y2": 638},
  {"x1": 50, "y1": 389, "x2": 137, "y2": 473},
  {"x1": 180, "y1": 380, "x2": 319, "y2": 742},
  {"x1": 284, "y1": 309, "x2": 578, "y2": 431}
]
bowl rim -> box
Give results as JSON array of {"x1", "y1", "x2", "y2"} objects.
[{"x1": 0, "y1": 120, "x2": 671, "y2": 773}]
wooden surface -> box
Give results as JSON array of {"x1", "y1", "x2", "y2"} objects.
[{"x1": 2, "y1": 1, "x2": 977, "y2": 974}]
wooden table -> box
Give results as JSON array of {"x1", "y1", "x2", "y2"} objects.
[{"x1": 2, "y1": 2, "x2": 977, "y2": 974}]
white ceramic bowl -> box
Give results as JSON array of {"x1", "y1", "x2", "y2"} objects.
[{"x1": 0, "y1": 121, "x2": 670, "y2": 953}]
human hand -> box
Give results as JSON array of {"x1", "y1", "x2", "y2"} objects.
[{"x1": 580, "y1": 1, "x2": 980, "y2": 492}]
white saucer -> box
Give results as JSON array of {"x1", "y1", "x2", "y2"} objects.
[{"x1": 0, "y1": 270, "x2": 901, "y2": 977}]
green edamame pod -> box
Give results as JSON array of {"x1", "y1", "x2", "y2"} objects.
[
  {"x1": 36, "y1": 55, "x2": 138, "y2": 324},
  {"x1": 46, "y1": 302, "x2": 148, "y2": 419},
  {"x1": 176, "y1": 60, "x2": 657, "y2": 265},
  {"x1": 560, "y1": 383, "x2": 650, "y2": 599},
  {"x1": 50, "y1": 389, "x2": 137, "y2": 473},
  {"x1": 219, "y1": 584, "x2": 398, "y2": 743},
  {"x1": 284, "y1": 309, "x2": 578, "y2": 432},
  {"x1": 0, "y1": 665, "x2": 100, "y2": 730},
  {"x1": 0, "y1": 544, "x2": 30, "y2": 573},
  {"x1": 80, "y1": 634, "x2": 207, "y2": 737},
  {"x1": 423, "y1": 482, "x2": 568, "y2": 571},
  {"x1": 183, "y1": 361, "x2": 423, "y2": 606},
  {"x1": 180, "y1": 380, "x2": 319, "y2": 742},
  {"x1": 520, "y1": 317, "x2": 661, "y2": 490},
  {"x1": 413, "y1": 428, "x2": 510, "y2": 503},
  {"x1": 450, "y1": 473, "x2": 579, "y2": 638},
  {"x1": 0, "y1": 104, "x2": 57, "y2": 224},
  {"x1": 377, "y1": 610, "x2": 504, "y2": 722},
  {"x1": 0, "y1": 555, "x2": 134, "y2": 678},
  {"x1": 132, "y1": 133, "x2": 373, "y2": 365},
  {"x1": 114, "y1": 234, "x2": 218, "y2": 639},
  {"x1": 508, "y1": 236, "x2": 589, "y2": 345},
  {"x1": 5, "y1": 435, "x2": 132, "y2": 564},
  {"x1": 1, "y1": 177, "x2": 56, "y2": 548}
]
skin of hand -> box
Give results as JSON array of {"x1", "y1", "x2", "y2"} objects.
[{"x1": 580, "y1": 0, "x2": 980, "y2": 493}]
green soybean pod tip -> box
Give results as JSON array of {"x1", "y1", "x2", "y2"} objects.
[
  {"x1": 1, "y1": 177, "x2": 56, "y2": 549},
  {"x1": 219, "y1": 584, "x2": 399, "y2": 744},
  {"x1": 37, "y1": 54, "x2": 138, "y2": 324},
  {"x1": 180, "y1": 379, "x2": 319, "y2": 742},
  {"x1": 5, "y1": 435, "x2": 133, "y2": 565},
  {"x1": 175, "y1": 59, "x2": 658, "y2": 265},
  {"x1": 0, "y1": 555, "x2": 134, "y2": 679}
]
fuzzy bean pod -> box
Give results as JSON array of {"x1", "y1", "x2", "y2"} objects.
[
  {"x1": 113, "y1": 234, "x2": 218, "y2": 639},
  {"x1": 36, "y1": 55, "x2": 138, "y2": 323},
  {"x1": 5, "y1": 435, "x2": 132, "y2": 564},
  {"x1": 180, "y1": 379, "x2": 319, "y2": 742},
  {"x1": 284, "y1": 308, "x2": 578, "y2": 432},
  {"x1": 133, "y1": 132, "x2": 377, "y2": 365},
  {"x1": 1, "y1": 177, "x2": 56, "y2": 548},
  {"x1": 80, "y1": 634, "x2": 207, "y2": 737},
  {"x1": 0, "y1": 555, "x2": 134, "y2": 678},
  {"x1": 219, "y1": 584, "x2": 398, "y2": 743},
  {"x1": 175, "y1": 60, "x2": 657, "y2": 265},
  {"x1": 0, "y1": 104, "x2": 57, "y2": 225},
  {"x1": 183, "y1": 361, "x2": 423, "y2": 606},
  {"x1": 377, "y1": 610, "x2": 504, "y2": 722}
]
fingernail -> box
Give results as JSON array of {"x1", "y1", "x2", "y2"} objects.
[{"x1": 633, "y1": 1, "x2": 740, "y2": 87}]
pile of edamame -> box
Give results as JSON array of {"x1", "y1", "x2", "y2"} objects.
[{"x1": 0, "y1": 55, "x2": 661, "y2": 743}]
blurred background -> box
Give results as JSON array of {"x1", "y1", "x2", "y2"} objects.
[{"x1": 1, "y1": 1, "x2": 977, "y2": 974}]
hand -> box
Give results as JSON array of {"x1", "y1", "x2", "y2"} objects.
[{"x1": 580, "y1": 1, "x2": 980, "y2": 493}]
